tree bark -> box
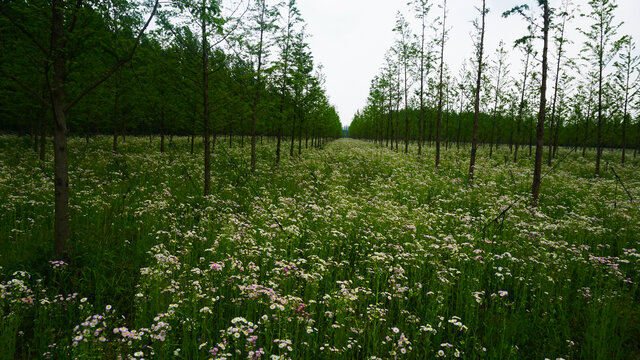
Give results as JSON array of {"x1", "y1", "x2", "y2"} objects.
[
  {"x1": 468, "y1": 0, "x2": 485, "y2": 185},
  {"x1": 514, "y1": 48, "x2": 531, "y2": 163},
  {"x1": 202, "y1": 8, "x2": 211, "y2": 195},
  {"x1": 52, "y1": 0, "x2": 70, "y2": 258},
  {"x1": 113, "y1": 70, "x2": 119, "y2": 154},
  {"x1": 532, "y1": 2, "x2": 549, "y2": 207},
  {"x1": 435, "y1": 0, "x2": 446, "y2": 169}
]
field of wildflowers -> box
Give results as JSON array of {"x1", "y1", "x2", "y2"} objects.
[{"x1": 0, "y1": 136, "x2": 638, "y2": 359}]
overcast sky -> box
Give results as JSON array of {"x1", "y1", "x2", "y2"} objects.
[{"x1": 295, "y1": 0, "x2": 640, "y2": 127}]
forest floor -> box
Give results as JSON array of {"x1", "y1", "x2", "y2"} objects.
[{"x1": 1, "y1": 135, "x2": 639, "y2": 359}]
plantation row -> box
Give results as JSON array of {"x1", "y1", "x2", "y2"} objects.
[{"x1": 1, "y1": 136, "x2": 638, "y2": 359}]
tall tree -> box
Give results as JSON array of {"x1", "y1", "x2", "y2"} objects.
[
  {"x1": 247, "y1": 0, "x2": 277, "y2": 170},
  {"x1": 489, "y1": 40, "x2": 510, "y2": 159},
  {"x1": 532, "y1": 0, "x2": 550, "y2": 207},
  {"x1": 468, "y1": 0, "x2": 487, "y2": 185},
  {"x1": 289, "y1": 31, "x2": 313, "y2": 157},
  {"x1": 1, "y1": 0, "x2": 159, "y2": 257},
  {"x1": 581, "y1": 0, "x2": 621, "y2": 176},
  {"x1": 435, "y1": 0, "x2": 448, "y2": 169},
  {"x1": 547, "y1": 0, "x2": 573, "y2": 166},
  {"x1": 392, "y1": 12, "x2": 413, "y2": 154},
  {"x1": 614, "y1": 36, "x2": 639, "y2": 165},
  {"x1": 274, "y1": 0, "x2": 302, "y2": 167},
  {"x1": 411, "y1": 0, "x2": 433, "y2": 155},
  {"x1": 504, "y1": 4, "x2": 537, "y2": 163}
]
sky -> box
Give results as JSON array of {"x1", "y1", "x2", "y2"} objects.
[{"x1": 296, "y1": 0, "x2": 640, "y2": 127}]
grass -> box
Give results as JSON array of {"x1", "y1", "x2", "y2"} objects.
[{"x1": 0, "y1": 135, "x2": 639, "y2": 359}]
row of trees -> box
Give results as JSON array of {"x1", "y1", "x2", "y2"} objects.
[
  {"x1": 0, "y1": 0, "x2": 342, "y2": 257},
  {"x1": 350, "y1": 0, "x2": 640, "y2": 179}
]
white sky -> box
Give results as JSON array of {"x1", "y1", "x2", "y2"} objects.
[{"x1": 296, "y1": 0, "x2": 640, "y2": 127}]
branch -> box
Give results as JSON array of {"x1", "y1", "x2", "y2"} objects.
[
  {"x1": 68, "y1": 0, "x2": 84, "y2": 34},
  {"x1": 0, "y1": 67, "x2": 50, "y2": 107},
  {"x1": 65, "y1": 0, "x2": 160, "y2": 111},
  {"x1": 0, "y1": 6, "x2": 49, "y2": 56}
]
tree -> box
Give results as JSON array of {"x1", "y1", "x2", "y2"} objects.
[
  {"x1": 392, "y1": 12, "x2": 413, "y2": 154},
  {"x1": 273, "y1": 0, "x2": 302, "y2": 167},
  {"x1": 410, "y1": 0, "x2": 433, "y2": 156},
  {"x1": 532, "y1": 0, "x2": 550, "y2": 207},
  {"x1": 468, "y1": 0, "x2": 487, "y2": 185},
  {"x1": 435, "y1": 0, "x2": 448, "y2": 169},
  {"x1": 581, "y1": 0, "x2": 621, "y2": 176},
  {"x1": 614, "y1": 36, "x2": 640, "y2": 165},
  {"x1": 289, "y1": 30, "x2": 313, "y2": 157},
  {"x1": 246, "y1": 0, "x2": 278, "y2": 170},
  {"x1": 504, "y1": 4, "x2": 538, "y2": 163},
  {"x1": 547, "y1": 0, "x2": 573, "y2": 166},
  {"x1": 1, "y1": 0, "x2": 159, "y2": 257},
  {"x1": 489, "y1": 40, "x2": 510, "y2": 159}
]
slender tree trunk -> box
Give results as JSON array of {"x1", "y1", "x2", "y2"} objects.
[
  {"x1": 160, "y1": 113, "x2": 165, "y2": 153},
  {"x1": 298, "y1": 115, "x2": 303, "y2": 155},
  {"x1": 202, "y1": 10, "x2": 211, "y2": 195},
  {"x1": 121, "y1": 114, "x2": 126, "y2": 142},
  {"x1": 435, "y1": 0, "x2": 447, "y2": 169},
  {"x1": 490, "y1": 61, "x2": 503, "y2": 159},
  {"x1": 532, "y1": 2, "x2": 549, "y2": 207},
  {"x1": 595, "y1": 28, "x2": 604, "y2": 176},
  {"x1": 547, "y1": 14, "x2": 566, "y2": 166},
  {"x1": 229, "y1": 118, "x2": 233, "y2": 149},
  {"x1": 276, "y1": 126, "x2": 282, "y2": 167},
  {"x1": 514, "y1": 49, "x2": 531, "y2": 163},
  {"x1": 395, "y1": 103, "x2": 400, "y2": 151},
  {"x1": 52, "y1": 0, "x2": 70, "y2": 258},
  {"x1": 621, "y1": 50, "x2": 631, "y2": 165},
  {"x1": 418, "y1": 16, "x2": 426, "y2": 155},
  {"x1": 191, "y1": 108, "x2": 196, "y2": 155},
  {"x1": 583, "y1": 109, "x2": 590, "y2": 157},
  {"x1": 404, "y1": 63, "x2": 409, "y2": 154},
  {"x1": 290, "y1": 111, "x2": 296, "y2": 156},
  {"x1": 113, "y1": 70, "x2": 119, "y2": 154},
  {"x1": 529, "y1": 116, "x2": 533, "y2": 157},
  {"x1": 251, "y1": 3, "x2": 267, "y2": 171},
  {"x1": 468, "y1": 0, "x2": 486, "y2": 185},
  {"x1": 552, "y1": 116, "x2": 561, "y2": 158}
]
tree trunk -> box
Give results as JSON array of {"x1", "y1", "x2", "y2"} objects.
[
  {"x1": 552, "y1": 116, "x2": 561, "y2": 158},
  {"x1": 435, "y1": 0, "x2": 447, "y2": 169},
  {"x1": 251, "y1": 3, "x2": 267, "y2": 171},
  {"x1": 160, "y1": 114, "x2": 165, "y2": 153},
  {"x1": 298, "y1": 116, "x2": 303, "y2": 155},
  {"x1": 595, "y1": 28, "x2": 604, "y2": 176},
  {"x1": 532, "y1": 2, "x2": 549, "y2": 208},
  {"x1": 468, "y1": 0, "x2": 485, "y2": 185},
  {"x1": 404, "y1": 63, "x2": 409, "y2": 154},
  {"x1": 514, "y1": 49, "x2": 531, "y2": 163},
  {"x1": 290, "y1": 111, "x2": 296, "y2": 157},
  {"x1": 52, "y1": 0, "x2": 70, "y2": 258},
  {"x1": 113, "y1": 70, "x2": 119, "y2": 154},
  {"x1": 202, "y1": 11, "x2": 211, "y2": 195},
  {"x1": 276, "y1": 126, "x2": 282, "y2": 167}
]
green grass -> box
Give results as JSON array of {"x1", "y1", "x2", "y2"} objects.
[{"x1": 0, "y1": 135, "x2": 638, "y2": 359}]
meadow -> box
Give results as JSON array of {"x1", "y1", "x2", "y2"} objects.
[{"x1": 0, "y1": 136, "x2": 638, "y2": 359}]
